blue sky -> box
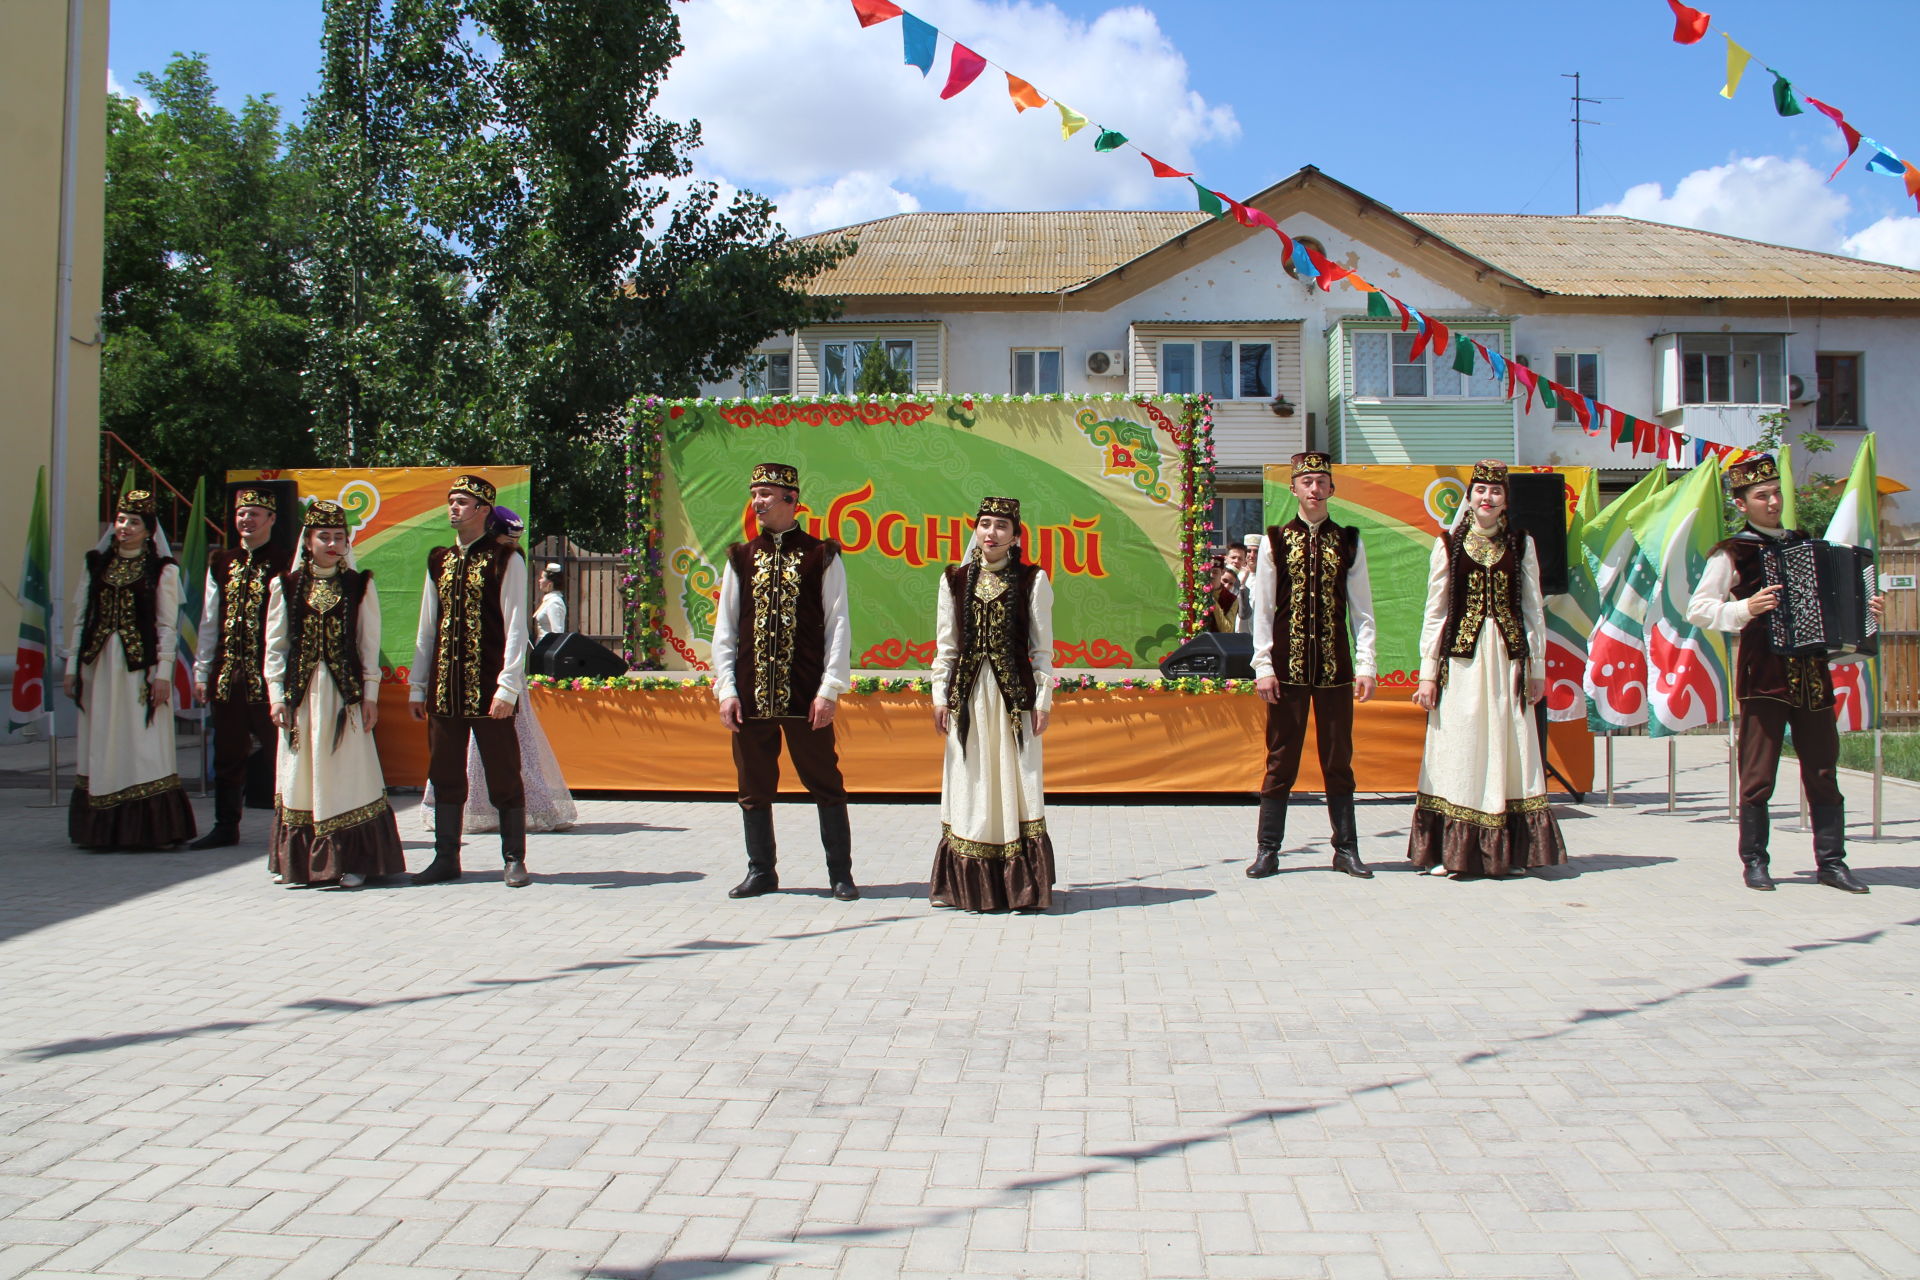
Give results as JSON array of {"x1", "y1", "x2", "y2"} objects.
[{"x1": 109, "y1": 0, "x2": 1920, "y2": 261}]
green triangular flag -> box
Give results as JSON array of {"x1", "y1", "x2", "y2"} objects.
[
  {"x1": 1191, "y1": 180, "x2": 1225, "y2": 220},
  {"x1": 1539, "y1": 381, "x2": 1559, "y2": 410},
  {"x1": 1093, "y1": 128, "x2": 1127, "y2": 153},
  {"x1": 1366, "y1": 292, "x2": 1391, "y2": 319},
  {"x1": 1769, "y1": 70, "x2": 1803, "y2": 117},
  {"x1": 1451, "y1": 336, "x2": 1475, "y2": 374}
]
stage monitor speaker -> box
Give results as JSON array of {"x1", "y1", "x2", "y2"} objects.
[
  {"x1": 1158, "y1": 631, "x2": 1256, "y2": 680},
  {"x1": 1506, "y1": 471, "x2": 1570, "y2": 596},
  {"x1": 531, "y1": 631, "x2": 627, "y2": 678}
]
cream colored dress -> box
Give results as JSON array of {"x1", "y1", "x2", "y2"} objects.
[
  {"x1": 928, "y1": 559, "x2": 1056, "y2": 910},
  {"x1": 264, "y1": 570, "x2": 403, "y2": 883},
  {"x1": 66, "y1": 551, "x2": 197, "y2": 849}
]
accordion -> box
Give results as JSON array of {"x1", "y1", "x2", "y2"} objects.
[{"x1": 1759, "y1": 539, "x2": 1879, "y2": 657}]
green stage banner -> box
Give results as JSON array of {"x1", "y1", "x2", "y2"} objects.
[
  {"x1": 230, "y1": 466, "x2": 531, "y2": 681},
  {"x1": 641, "y1": 395, "x2": 1210, "y2": 671},
  {"x1": 1262, "y1": 464, "x2": 1589, "y2": 690}
]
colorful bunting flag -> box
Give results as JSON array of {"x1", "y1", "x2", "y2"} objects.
[
  {"x1": 1289, "y1": 240, "x2": 1319, "y2": 282},
  {"x1": 1055, "y1": 101, "x2": 1088, "y2": 139},
  {"x1": 902, "y1": 13, "x2": 935, "y2": 75},
  {"x1": 8, "y1": 466, "x2": 51, "y2": 732},
  {"x1": 1143, "y1": 153, "x2": 1190, "y2": 178},
  {"x1": 1451, "y1": 336, "x2": 1475, "y2": 375},
  {"x1": 1806, "y1": 97, "x2": 1863, "y2": 180},
  {"x1": 1367, "y1": 292, "x2": 1391, "y2": 319},
  {"x1": 1668, "y1": 0, "x2": 1711, "y2": 45},
  {"x1": 1005, "y1": 73, "x2": 1046, "y2": 112},
  {"x1": 1191, "y1": 180, "x2": 1225, "y2": 220},
  {"x1": 1769, "y1": 69, "x2": 1802, "y2": 116},
  {"x1": 1824, "y1": 434, "x2": 1879, "y2": 730},
  {"x1": 850, "y1": 0, "x2": 903, "y2": 27},
  {"x1": 940, "y1": 41, "x2": 988, "y2": 99},
  {"x1": 1864, "y1": 141, "x2": 1903, "y2": 175},
  {"x1": 1719, "y1": 33, "x2": 1753, "y2": 99},
  {"x1": 1092, "y1": 128, "x2": 1128, "y2": 152}
]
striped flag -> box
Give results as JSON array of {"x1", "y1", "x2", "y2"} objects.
[
  {"x1": 174, "y1": 477, "x2": 209, "y2": 719},
  {"x1": 1825, "y1": 435, "x2": 1879, "y2": 731},
  {"x1": 1584, "y1": 466, "x2": 1669, "y2": 733},
  {"x1": 8, "y1": 467, "x2": 52, "y2": 732},
  {"x1": 1643, "y1": 460, "x2": 1732, "y2": 736}
]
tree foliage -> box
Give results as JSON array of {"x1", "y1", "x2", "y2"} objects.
[
  {"x1": 853, "y1": 340, "x2": 912, "y2": 395},
  {"x1": 102, "y1": 56, "x2": 319, "y2": 489}
]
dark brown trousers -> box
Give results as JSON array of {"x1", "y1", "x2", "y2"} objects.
[
  {"x1": 1260, "y1": 683, "x2": 1356, "y2": 797},
  {"x1": 210, "y1": 697, "x2": 275, "y2": 788},
  {"x1": 427, "y1": 713, "x2": 524, "y2": 810},
  {"x1": 1737, "y1": 698, "x2": 1841, "y2": 808},
  {"x1": 733, "y1": 718, "x2": 847, "y2": 810}
]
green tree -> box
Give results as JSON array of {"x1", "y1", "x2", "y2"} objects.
[
  {"x1": 852, "y1": 340, "x2": 912, "y2": 395},
  {"x1": 302, "y1": 0, "x2": 853, "y2": 546},
  {"x1": 102, "y1": 55, "x2": 319, "y2": 493},
  {"x1": 1738, "y1": 410, "x2": 1841, "y2": 532}
]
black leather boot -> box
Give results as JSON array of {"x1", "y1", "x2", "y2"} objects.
[
  {"x1": 410, "y1": 804, "x2": 466, "y2": 885},
  {"x1": 1812, "y1": 803, "x2": 1869, "y2": 893},
  {"x1": 729, "y1": 808, "x2": 779, "y2": 898},
  {"x1": 1327, "y1": 793, "x2": 1373, "y2": 879},
  {"x1": 190, "y1": 783, "x2": 245, "y2": 849},
  {"x1": 820, "y1": 803, "x2": 858, "y2": 900},
  {"x1": 1246, "y1": 794, "x2": 1286, "y2": 878},
  {"x1": 500, "y1": 806, "x2": 530, "y2": 887},
  {"x1": 1737, "y1": 804, "x2": 1774, "y2": 890}
]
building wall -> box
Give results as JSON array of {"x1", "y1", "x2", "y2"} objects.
[{"x1": 0, "y1": 0, "x2": 108, "y2": 670}]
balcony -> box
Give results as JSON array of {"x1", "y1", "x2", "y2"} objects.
[{"x1": 1656, "y1": 403, "x2": 1786, "y2": 450}]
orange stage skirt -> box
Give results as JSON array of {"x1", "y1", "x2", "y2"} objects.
[{"x1": 370, "y1": 683, "x2": 1595, "y2": 796}]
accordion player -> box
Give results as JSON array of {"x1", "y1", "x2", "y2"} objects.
[{"x1": 1759, "y1": 539, "x2": 1879, "y2": 657}]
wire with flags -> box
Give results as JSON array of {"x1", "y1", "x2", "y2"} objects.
[
  {"x1": 1665, "y1": 1, "x2": 1920, "y2": 211},
  {"x1": 847, "y1": 0, "x2": 1758, "y2": 469}
]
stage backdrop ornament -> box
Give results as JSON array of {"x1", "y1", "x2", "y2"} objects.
[
  {"x1": 1669, "y1": 0, "x2": 1711, "y2": 44},
  {"x1": 449, "y1": 474, "x2": 496, "y2": 504},
  {"x1": 750, "y1": 462, "x2": 801, "y2": 491},
  {"x1": 303, "y1": 499, "x2": 350, "y2": 530},
  {"x1": 233, "y1": 488, "x2": 276, "y2": 513}
]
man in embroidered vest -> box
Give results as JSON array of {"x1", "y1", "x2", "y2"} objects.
[
  {"x1": 190, "y1": 486, "x2": 293, "y2": 848},
  {"x1": 1686, "y1": 454, "x2": 1883, "y2": 894},
  {"x1": 1246, "y1": 451, "x2": 1379, "y2": 880},
  {"x1": 710, "y1": 462, "x2": 857, "y2": 901},
  {"x1": 407, "y1": 474, "x2": 531, "y2": 887}
]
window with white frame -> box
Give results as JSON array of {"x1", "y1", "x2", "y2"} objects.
[
  {"x1": 1011, "y1": 348, "x2": 1062, "y2": 395},
  {"x1": 1350, "y1": 328, "x2": 1505, "y2": 399},
  {"x1": 1679, "y1": 333, "x2": 1785, "y2": 405},
  {"x1": 1158, "y1": 339, "x2": 1273, "y2": 400},
  {"x1": 1552, "y1": 352, "x2": 1600, "y2": 425},
  {"x1": 743, "y1": 350, "x2": 792, "y2": 396},
  {"x1": 821, "y1": 338, "x2": 914, "y2": 394}
]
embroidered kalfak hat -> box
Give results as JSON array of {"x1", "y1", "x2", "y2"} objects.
[
  {"x1": 977, "y1": 496, "x2": 1020, "y2": 522},
  {"x1": 1290, "y1": 451, "x2": 1333, "y2": 480},
  {"x1": 1726, "y1": 454, "x2": 1780, "y2": 494},
  {"x1": 232, "y1": 488, "x2": 276, "y2": 513},
  {"x1": 449, "y1": 473, "x2": 496, "y2": 504},
  {"x1": 119, "y1": 489, "x2": 158, "y2": 517},
  {"x1": 750, "y1": 462, "x2": 800, "y2": 491},
  {"x1": 303, "y1": 499, "x2": 349, "y2": 530},
  {"x1": 1469, "y1": 459, "x2": 1509, "y2": 487}
]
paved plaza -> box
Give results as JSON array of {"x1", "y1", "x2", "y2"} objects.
[{"x1": 3, "y1": 735, "x2": 1919, "y2": 1279}]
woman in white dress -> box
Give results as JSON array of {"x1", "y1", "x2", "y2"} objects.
[
  {"x1": 420, "y1": 508, "x2": 577, "y2": 834},
  {"x1": 928, "y1": 496, "x2": 1057, "y2": 912},
  {"x1": 63, "y1": 490, "x2": 198, "y2": 850},
  {"x1": 532, "y1": 562, "x2": 567, "y2": 641},
  {"x1": 264, "y1": 499, "x2": 405, "y2": 887},
  {"x1": 1408, "y1": 460, "x2": 1567, "y2": 877}
]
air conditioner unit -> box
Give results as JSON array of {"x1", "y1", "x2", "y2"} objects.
[
  {"x1": 1085, "y1": 349, "x2": 1126, "y2": 377},
  {"x1": 1787, "y1": 373, "x2": 1817, "y2": 404}
]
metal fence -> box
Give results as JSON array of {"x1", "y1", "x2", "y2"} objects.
[{"x1": 528, "y1": 536, "x2": 628, "y2": 657}]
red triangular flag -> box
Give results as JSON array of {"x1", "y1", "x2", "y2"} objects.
[
  {"x1": 1142, "y1": 153, "x2": 1191, "y2": 178},
  {"x1": 1409, "y1": 317, "x2": 1434, "y2": 361},
  {"x1": 1426, "y1": 318, "x2": 1451, "y2": 359},
  {"x1": 1668, "y1": 0, "x2": 1710, "y2": 44},
  {"x1": 1302, "y1": 244, "x2": 1349, "y2": 290},
  {"x1": 1567, "y1": 388, "x2": 1592, "y2": 433},
  {"x1": 1239, "y1": 206, "x2": 1279, "y2": 233},
  {"x1": 1392, "y1": 297, "x2": 1412, "y2": 332},
  {"x1": 1806, "y1": 97, "x2": 1863, "y2": 181},
  {"x1": 940, "y1": 42, "x2": 988, "y2": 99},
  {"x1": 851, "y1": 0, "x2": 904, "y2": 27},
  {"x1": 1511, "y1": 361, "x2": 1538, "y2": 414}
]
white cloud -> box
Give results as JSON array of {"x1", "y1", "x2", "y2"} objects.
[
  {"x1": 1841, "y1": 216, "x2": 1920, "y2": 269},
  {"x1": 1590, "y1": 156, "x2": 1850, "y2": 253},
  {"x1": 106, "y1": 69, "x2": 152, "y2": 115},
  {"x1": 659, "y1": 0, "x2": 1238, "y2": 233}
]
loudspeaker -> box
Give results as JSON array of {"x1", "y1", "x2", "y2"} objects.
[
  {"x1": 531, "y1": 631, "x2": 627, "y2": 678},
  {"x1": 1506, "y1": 471, "x2": 1570, "y2": 596},
  {"x1": 1158, "y1": 631, "x2": 1256, "y2": 680}
]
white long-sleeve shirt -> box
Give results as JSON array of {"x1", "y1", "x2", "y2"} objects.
[
  {"x1": 66, "y1": 552, "x2": 179, "y2": 682},
  {"x1": 532, "y1": 591, "x2": 567, "y2": 641},
  {"x1": 1249, "y1": 520, "x2": 1378, "y2": 681},
  {"x1": 407, "y1": 536, "x2": 529, "y2": 708},
  {"x1": 929, "y1": 564, "x2": 1056, "y2": 712},
  {"x1": 1417, "y1": 533, "x2": 1548, "y2": 683},
  {"x1": 1685, "y1": 525, "x2": 1790, "y2": 633},
  {"x1": 710, "y1": 533, "x2": 852, "y2": 705},
  {"x1": 264, "y1": 572, "x2": 383, "y2": 707}
]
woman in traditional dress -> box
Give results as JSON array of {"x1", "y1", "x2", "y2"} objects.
[
  {"x1": 1408, "y1": 460, "x2": 1567, "y2": 877},
  {"x1": 532, "y1": 562, "x2": 567, "y2": 641},
  {"x1": 264, "y1": 499, "x2": 405, "y2": 887},
  {"x1": 419, "y1": 507, "x2": 577, "y2": 834},
  {"x1": 63, "y1": 491, "x2": 198, "y2": 850},
  {"x1": 928, "y1": 496, "x2": 1057, "y2": 912}
]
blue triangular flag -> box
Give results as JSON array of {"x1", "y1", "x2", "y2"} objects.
[
  {"x1": 902, "y1": 13, "x2": 936, "y2": 76},
  {"x1": 1864, "y1": 140, "x2": 1904, "y2": 175},
  {"x1": 1288, "y1": 240, "x2": 1318, "y2": 280}
]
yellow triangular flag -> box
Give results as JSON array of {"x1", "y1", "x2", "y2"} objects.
[
  {"x1": 1720, "y1": 34, "x2": 1754, "y2": 99},
  {"x1": 1056, "y1": 101, "x2": 1089, "y2": 140}
]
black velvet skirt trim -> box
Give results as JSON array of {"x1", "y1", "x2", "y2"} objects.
[
  {"x1": 68, "y1": 779, "x2": 198, "y2": 851},
  {"x1": 929, "y1": 821, "x2": 1056, "y2": 912}
]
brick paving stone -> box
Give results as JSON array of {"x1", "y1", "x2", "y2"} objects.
[{"x1": 3, "y1": 737, "x2": 1920, "y2": 1277}]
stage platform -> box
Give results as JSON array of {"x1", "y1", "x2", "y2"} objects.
[{"x1": 369, "y1": 680, "x2": 1596, "y2": 796}]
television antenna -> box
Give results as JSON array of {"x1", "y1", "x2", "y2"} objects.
[{"x1": 1562, "y1": 73, "x2": 1619, "y2": 213}]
